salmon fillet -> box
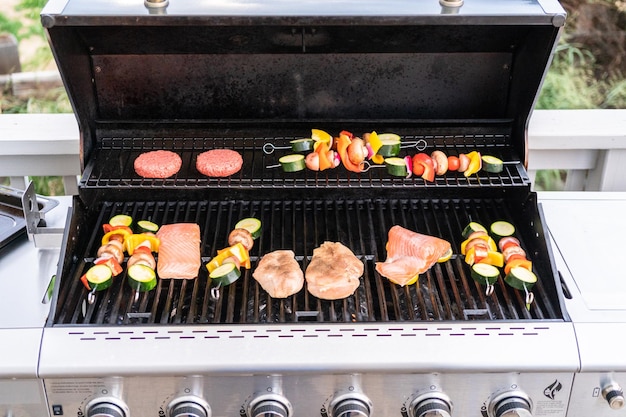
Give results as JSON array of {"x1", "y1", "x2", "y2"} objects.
[
  {"x1": 253, "y1": 250, "x2": 304, "y2": 298},
  {"x1": 156, "y1": 223, "x2": 201, "y2": 279},
  {"x1": 375, "y1": 225, "x2": 451, "y2": 286},
  {"x1": 305, "y1": 241, "x2": 363, "y2": 300}
]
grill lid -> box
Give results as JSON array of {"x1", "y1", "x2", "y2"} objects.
[{"x1": 42, "y1": 0, "x2": 565, "y2": 170}]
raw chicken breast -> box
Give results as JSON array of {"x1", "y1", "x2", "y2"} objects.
[
  {"x1": 375, "y1": 225, "x2": 451, "y2": 286},
  {"x1": 305, "y1": 241, "x2": 363, "y2": 300},
  {"x1": 156, "y1": 223, "x2": 201, "y2": 279},
  {"x1": 252, "y1": 250, "x2": 304, "y2": 298}
]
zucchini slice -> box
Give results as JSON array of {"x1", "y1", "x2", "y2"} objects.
[
  {"x1": 290, "y1": 138, "x2": 315, "y2": 153},
  {"x1": 235, "y1": 217, "x2": 262, "y2": 239},
  {"x1": 136, "y1": 220, "x2": 159, "y2": 233},
  {"x1": 462, "y1": 221, "x2": 487, "y2": 239},
  {"x1": 481, "y1": 155, "x2": 504, "y2": 173},
  {"x1": 209, "y1": 262, "x2": 242, "y2": 286},
  {"x1": 385, "y1": 157, "x2": 408, "y2": 177},
  {"x1": 490, "y1": 220, "x2": 515, "y2": 240},
  {"x1": 505, "y1": 266, "x2": 538, "y2": 291},
  {"x1": 109, "y1": 214, "x2": 133, "y2": 228},
  {"x1": 85, "y1": 264, "x2": 113, "y2": 291},
  {"x1": 279, "y1": 154, "x2": 306, "y2": 172},
  {"x1": 471, "y1": 263, "x2": 500, "y2": 285},
  {"x1": 127, "y1": 264, "x2": 157, "y2": 292},
  {"x1": 377, "y1": 133, "x2": 401, "y2": 157}
]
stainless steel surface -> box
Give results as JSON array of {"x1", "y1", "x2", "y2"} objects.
[
  {"x1": 0, "y1": 197, "x2": 69, "y2": 417},
  {"x1": 42, "y1": 373, "x2": 574, "y2": 417},
  {"x1": 38, "y1": 321, "x2": 579, "y2": 376},
  {"x1": 540, "y1": 192, "x2": 626, "y2": 417},
  {"x1": 43, "y1": 0, "x2": 562, "y2": 20},
  {"x1": 0, "y1": 379, "x2": 49, "y2": 417}
]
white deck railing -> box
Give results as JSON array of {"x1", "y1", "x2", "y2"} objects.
[{"x1": 1, "y1": 109, "x2": 625, "y2": 193}]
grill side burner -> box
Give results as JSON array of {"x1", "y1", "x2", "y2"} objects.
[{"x1": 50, "y1": 195, "x2": 563, "y2": 326}]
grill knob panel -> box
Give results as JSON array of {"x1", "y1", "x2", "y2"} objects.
[
  {"x1": 602, "y1": 383, "x2": 625, "y2": 410},
  {"x1": 488, "y1": 391, "x2": 533, "y2": 417},
  {"x1": 86, "y1": 401, "x2": 126, "y2": 417}
]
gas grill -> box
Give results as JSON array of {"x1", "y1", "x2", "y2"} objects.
[{"x1": 39, "y1": 1, "x2": 578, "y2": 417}]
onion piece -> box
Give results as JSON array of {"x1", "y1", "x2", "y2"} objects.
[{"x1": 404, "y1": 155, "x2": 413, "y2": 179}]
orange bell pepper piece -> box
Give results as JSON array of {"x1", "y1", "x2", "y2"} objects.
[
  {"x1": 316, "y1": 142, "x2": 334, "y2": 171},
  {"x1": 336, "y1": 133, "x2": 364, "y2": 173}
]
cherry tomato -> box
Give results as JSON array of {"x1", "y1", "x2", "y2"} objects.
[{"x1": 447, "y1": 155, "x2": 460, "y2": 171}]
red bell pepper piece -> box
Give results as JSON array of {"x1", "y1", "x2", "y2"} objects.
[
  {"x1": 94, "y1": 256, "x2": 123, "y2": 276},
  {"x1": 80, "y1": 273, "x2": 91, "y2": 290},
  {"x1": 412, "y1": 153, "x2": 435, "y2": 182},
  {"x1": 102, "y1": 224, "x2": 133, "y2": 235},
  {"x1": 340, "y1": 130, "x2": 353, "y2": 139}
]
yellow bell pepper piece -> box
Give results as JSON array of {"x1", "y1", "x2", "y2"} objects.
[
  {"x1": 206, "y1": 251, "x2": 232, "y2": 273},
  {"x1": 124, "y1": 233, "x2": 160, "y2": 255},
  {"x1": 101, "y1": 229, "x2": 131, "y2": 246},
  {"x1": 217, "y1": 242, "x2": 251, "y2": 269},
  {"x1": 479, "y1": 251, "x2": 504, "y2": 268},
  {"x1": 206, "y1": 242, "x2": 252, "y2": 274},
  {"x1": 464, "y1": 151, "x2": 482, "y2": 177}
]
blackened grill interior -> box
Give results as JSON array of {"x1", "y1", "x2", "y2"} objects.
[{"x1": 51, "y1": 194, "x2": 563, "y2": 326}]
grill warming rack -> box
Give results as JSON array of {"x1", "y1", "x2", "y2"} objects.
[{"x1": 80, "y1": 131, "x2": 528, "y2": 192}]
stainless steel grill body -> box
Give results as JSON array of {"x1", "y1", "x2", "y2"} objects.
[{"x1": 39, "y1": 1, "x2": 575, "y2": 416}]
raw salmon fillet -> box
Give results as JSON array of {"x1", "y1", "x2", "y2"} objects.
[
  {"x1": 305, "y1": 241, "x2": 363, "y2": 300},
  {"x1": 253, "y1": 250, "x2": 304, "y2": 298},
  {"x1": 156, "y1": 223, "x2": 201, "y2": 279},
  {"x1": 375, "y1": 225, "x2": 451, "y2": 286}
]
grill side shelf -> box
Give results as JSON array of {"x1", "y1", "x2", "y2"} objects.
[{"x1": 51, "y1": 196, "x2": 564, "y2": 326}]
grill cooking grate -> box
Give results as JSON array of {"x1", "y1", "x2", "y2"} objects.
[{"x1": 51, "y1": 197, "x2": 562, "y2": 326}]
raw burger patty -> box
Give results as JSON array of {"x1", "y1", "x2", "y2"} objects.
[
  {"x1": 134, "y1": 150, "x2": 182, "y2": 178},
  {"x1": 196, "y1": 149, "x2": 243, "y2": 177}
]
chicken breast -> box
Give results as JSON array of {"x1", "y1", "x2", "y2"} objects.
[
  {"x1": 305, "y1": 241, "x2": 363, "y2": 300},
  {"x1": 156, "y1": 223, "x2": 201, "y2": 279},
  {"x1": 375, "y1": 225, "x2": 451, "y2": 286},
  {"x1": 253, "y1": 250, "x2": 304, "y2": 298}
]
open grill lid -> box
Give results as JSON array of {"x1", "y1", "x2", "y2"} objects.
[{"x1": 42, "y1": 0, "x2": 566, "y2": 174}]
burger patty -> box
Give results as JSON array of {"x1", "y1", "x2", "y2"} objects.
[
  {"x1": 196, "y1": 149, "x2": 243, "y2": 177},
  {"x1": 134, "y1": 150, "x2": 182, "y2": 178}
]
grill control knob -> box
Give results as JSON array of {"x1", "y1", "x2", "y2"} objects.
[
  {"x1": 86, "y1": 401, "x2": 127, "y2": 417},
  {"x1": 409, "y1": 392, "x2": 453, "y2": 417},
  {"x1": 487, "y1": 390, "x2": 532, "y2": 417},
  {"x1": 169, "y1": 401, "x2": 210, "y2": 417},
  {"x1": 329, "y1": 394, "x2": 372, "y2": 417},
  {"x1": 248, "y1": 395, "x2": 292, "y2": 417},
  {"x1": 602, "y1": 383, "x2": 625, "y2": 410}
]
